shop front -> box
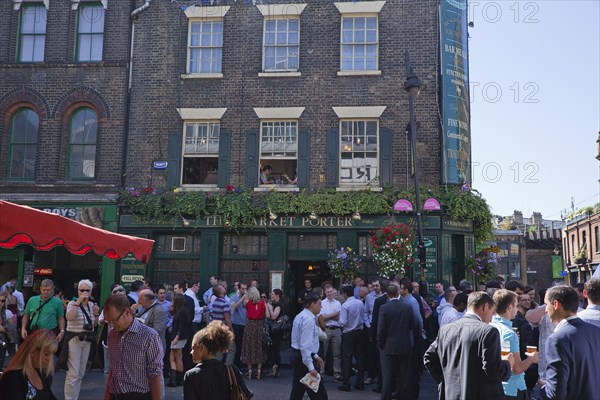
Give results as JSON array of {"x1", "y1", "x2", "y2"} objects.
[{"x1": 119, "y1": 213, "x2": 475, "y2": 306}]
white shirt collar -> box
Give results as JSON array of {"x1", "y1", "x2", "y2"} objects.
[{"x1": 554, "y1": 315, "x2": 578, "y2": 332}]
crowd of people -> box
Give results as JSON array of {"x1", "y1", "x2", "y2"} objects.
[{"x1": 0, "y1": 273, "x2": 598, "y2": 400}]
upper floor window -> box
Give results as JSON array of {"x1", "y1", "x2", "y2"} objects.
[
  {"x1": 595, "y1": 226, "x2": 599, "y2": 254},
  {"x1": 77, "y1": 4, "x2": 105, "y2": 62},
  {"x1": 183, "y1": 6, "x2": 230, "y2": 78},
  {"x1": 257, "y1": 4, "x2": 305, "y2": 77},
  {"x1": 9, "y1": 108, "x2": 39, "y2": 180},
  {"x1": 68, "y1": 107, "x2": 97, "y2": 180},
  {"x1": 188, "y1": 19, "x2": 223, "y2": 74},
  {"x1": 263, "y1": 18, "x2": 299, "y2": 72},
  {"x1": 18, "y1": 4, "x2": 47, "y2": 62},
  {"x1": 341, "y1": 16, "x2": 378, "y2": 71},
  {"x1": 335, "y1": 1, "x2": 384, "y2": 75},
  {"x1": 259, "y1": 121, "x2": 298, "y2": 185},
  {"x1": 182, "y1": 122, "x2": 220, "y2": 185},
  {"x1": 340, "y1": 120, "x2": 378, "y2": 185}
]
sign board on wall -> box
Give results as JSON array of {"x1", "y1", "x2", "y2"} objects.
[
  {"x1": 23, "y1": 261, "x2": 35, "y2": 287},
  {"x1": 120, "y1": 255, "x2": 146, "y2": 290}
]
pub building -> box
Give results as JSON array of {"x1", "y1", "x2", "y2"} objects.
[{"x1": 0, "y1": 0, "x2": 476, "y2": 303}]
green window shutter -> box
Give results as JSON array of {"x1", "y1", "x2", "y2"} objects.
[
  {"x1": 297, "y1": 129, "x2": 310, "y2": 188},
  {"x1": 246, "y1": 129, "x2": 259, "y2": 187},
  {"x1": 167, "y1": 133, "x2": 182, "y2": 187},
  {"x1": 379, "y1": 126, "x2": 392, "y2": 186},
  {"x1": 326, "y1": 127, "x2": 339, "y2": 188},
  {"x1": 217, "y1": 128, "x2": 231, "y2": 188}
]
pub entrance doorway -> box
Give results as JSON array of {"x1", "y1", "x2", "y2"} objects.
[{"x1": 289, "y1": 260, "x2": 330, "y2": 315}]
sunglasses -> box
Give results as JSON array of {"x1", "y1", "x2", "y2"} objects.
[{"x1": 79, "y1": 289, "x2": 91, "y2": 292}]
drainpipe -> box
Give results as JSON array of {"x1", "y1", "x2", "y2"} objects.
[{"x1": 122, "y1": 0, "x2": 152, "y2": 189}]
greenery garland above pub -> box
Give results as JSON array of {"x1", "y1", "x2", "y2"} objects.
[{"x1": 120, "y1": 184, "x2": 493, "y2": 243}]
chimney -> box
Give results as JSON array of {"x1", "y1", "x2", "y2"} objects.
[
  {"x1": 513, "y1": 210, "x2": 523, "y2": 224},
  {"x1": 531, "y1": 212, "x2": 542, "y2": 225}
]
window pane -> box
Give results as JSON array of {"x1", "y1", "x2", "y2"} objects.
[
  {"x1": 265, "y1": 32, "x2": 275, "y2": 45},
  {"x1": 32, "y1": 36, "x2": 45, "y2": 62},
  {"x1": 366, "y1": 17, "x2": 377, "y2": 29},
  {"x1": 342, "y1": 30, "x2": 353, "y2": 43},
  {"x1": 20, "y1": 36, "x2": 35, "y2": 62},
  {"x1": 355, "y1": 18, "x2": 365, "y2": 29},
  {"x1": 342, "y1": 17, "x2": 353, "y2": 29},
  {"x1": 366, "y1": 30, "x2": 377, "y2": 43},
  {"x1": 288, "y1": 19, "x2": 298, "y2": 31},
  {"x1": 90, "y1": 34, "x2": 103, "y2": 61},
  {"x1": 354, "y1": 30, "x2": 365, "y2": 43},
  {"x1": 288, "y1": 32, "x2": 299, "y2": 44},
  {"x1": 265, "y1": 20, "x2": 276, "y2": 31},
  {"x1": 78, "y1": 36, "x2": 91, "y2": 61}
]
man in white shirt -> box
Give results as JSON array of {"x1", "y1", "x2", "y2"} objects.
[
  {"x1": 440, "y1": 292, "x2": 468, "y2": 326},
  {"x1": 578, "y1": 278, "x2": 600, "y2": 327},
  {"x1": 320, "y1": 283, "x2": 342, "y2": 380},
  {"x1": 289, "y1": 292, "x2": 327, "y2": 400},
  {"x1": 184, "y1": 281, "x2": 202, "y2": 332}
]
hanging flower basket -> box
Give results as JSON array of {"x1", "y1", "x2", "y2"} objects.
[
  {"x1": 369, "y1": 224, "x2": 414, "y2": 279},
  {"x1": 465, "y1": 246, "x2": 501, "y2": 283},
  {"x1": 327, "y1": 247, "x2": 361, "y2": 283}
]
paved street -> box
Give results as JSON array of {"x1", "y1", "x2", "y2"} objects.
[{"x1": 50, "y1": 350, "x2": 439, "y2": 400}]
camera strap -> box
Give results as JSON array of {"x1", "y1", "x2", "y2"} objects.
[
  {"x1": 138, "y1": 302, "x2": 158, "y2": 318},
  {"x1": 29, "y1": 297, "x2": 52, "y2": 327},
  {"x1": 79, "y1": 303, "x2": 93, "y2": 327}
]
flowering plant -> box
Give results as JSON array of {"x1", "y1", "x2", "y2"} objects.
[
  {"x1": 466, "y1": 246, "x2": 501, "y2": 283},
  {"x1": 327, "y1": 247, "x2": 361, "y2": 281},
  {"x1": 369, "y1": 224, "x2": 414, "y2": 279}
]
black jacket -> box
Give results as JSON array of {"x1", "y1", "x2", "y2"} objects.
[
  {"x1": 377, "y1": 298, "x2": 418, "y2": 355},
  {"x1": 183, "y1": 359, "x2": 253, "y2": 400}
]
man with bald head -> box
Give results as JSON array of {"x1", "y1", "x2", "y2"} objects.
[{"x1": 137, "y1": 289, "x2": 168, "y2": 353}]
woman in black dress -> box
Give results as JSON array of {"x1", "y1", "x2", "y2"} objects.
[
  {"x1": 168, "y1": 292, "x2": 191, "y2": 387},
  {"x1": 266, "y1": 289, "x2": 286, "y2": 377},
  {"x1": 184, "y1": 320, "x2": 253, "y2": 400},
  {"x1": 0, "y1": 329, "x2": 58, "y2": 399}
]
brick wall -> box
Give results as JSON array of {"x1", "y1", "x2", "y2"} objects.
[
  {"x1": 126, "y1": 0, "x2": 443, "y2": 189},
  {"x1": 0, "y1": 0, "x2": 132, "y2": 196}
]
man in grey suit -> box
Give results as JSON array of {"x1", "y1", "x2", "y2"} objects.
[
  {"x1": 424, "y1": 291, "x2": 514, "y2": 400},
  {"x1": 541, "y1": 285, "x2": 600, "y2": 400},
  {"x1": 138, "y1": 289, "x2": 168, "y2": 352},
  {"x1": 377, "y1": 283, "x2": 417, "y2": 400}
]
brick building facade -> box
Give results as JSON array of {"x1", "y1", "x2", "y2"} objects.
[{"x1": 0, "y1": 0, "x2": 131, "y2": 301}]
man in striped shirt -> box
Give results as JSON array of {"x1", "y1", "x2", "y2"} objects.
[
  {"x1": 211, "y1": 285, "x2": 235, "y2": 365},
  {"x1": 104, "y1": 294, "x2": 164, "y2": 400}
]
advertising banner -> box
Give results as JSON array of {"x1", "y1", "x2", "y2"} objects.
[{"x1": 440, "y1": 0, "x2": 471, "y2": 184}]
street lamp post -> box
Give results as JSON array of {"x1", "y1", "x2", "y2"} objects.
[{"x1": 404, "y1": 50, "x2": 426, "y2": 282}]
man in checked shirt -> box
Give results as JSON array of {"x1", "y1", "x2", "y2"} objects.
[{"x1": 104, "y1": 294, "x2": 164, "y2": 400}]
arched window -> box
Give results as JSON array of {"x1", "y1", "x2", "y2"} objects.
[
  {"x1": 9, "y1": 108, "x2": 39, "y2": 180},
  {"x1": 68, "y1": 107, "x2": 97, "y2": 180}
]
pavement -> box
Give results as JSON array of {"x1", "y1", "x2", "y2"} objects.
[{"x1": 49, "y1": 348, "x2": 439, "y2": 400}]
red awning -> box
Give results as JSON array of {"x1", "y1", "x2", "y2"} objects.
[{"x1": 0, "y1": 200, "x2": 154, "y2": 263}]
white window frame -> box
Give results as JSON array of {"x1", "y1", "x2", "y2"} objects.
[
  {"x1": 181, "y1": 6, "x2": 230, "y2": 79},
  {"x1": 262, "y1": 17, "x2": 300, "y2": 73},
  {"x1": 339, "y1": 119, "x2": 379, "y2": 187},
  {"x1": 334, "y1": 1, "x2": 385, "y2": 76},
  {"x1": 177, "y1": 108, "x2": 226, "y2": 189},
  {"x1": 257, "y1": 3, "x2": 306, "y2": 78},
  {"x1": 171, "y1": 237, "x2": 186, "y2": 252}
]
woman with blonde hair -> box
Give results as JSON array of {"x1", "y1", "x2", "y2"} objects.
[
  {"x1": 63, "y1": 279, "x2": 99, "y2": 399},
  {"x1": 184, "y1": 320, "x2": 253, "y2": 400},
  {"x1": 0, "y1": 329, "x2": 58, "y2": 399},
  {"x1": 240, "y1": 286, "x2": 270, "y2": 380}
]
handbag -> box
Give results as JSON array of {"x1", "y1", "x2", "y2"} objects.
[
  {"x1": 226, "y1": 364, "x2": 249, "y2": 400},
  {"x1": 262, "y1": 322, "x2": 273, "y2": 348},
  {"x1": 271, "y1": 315, "x2": 291, "y2": 332}
]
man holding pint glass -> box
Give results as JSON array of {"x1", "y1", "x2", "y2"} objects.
[{"x1": 490, "y1": 289, "x2": 538, "y2": 400}]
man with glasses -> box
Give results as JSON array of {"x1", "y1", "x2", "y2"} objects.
[
  {"x1": 104, "y1": 293, "x2": 163, "y2": 400},
  {"x1": 21, "y1": 279, "x2": 65, "y2": 342}
]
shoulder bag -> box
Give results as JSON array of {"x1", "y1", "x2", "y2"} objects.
[{"x1": 226, "y1": 364, "x2": 249, "y2": 400}]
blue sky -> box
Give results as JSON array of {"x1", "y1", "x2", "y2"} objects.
[{"x1": 468, "y1": 0, "x2": 600, "y2": 219}]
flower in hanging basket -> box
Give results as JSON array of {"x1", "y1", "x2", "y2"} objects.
[
  {"x1": 327, "y1": 246, "x2": 361, "y2": 279},
  {"x1": 465, "y1": 246, "x2": 501, "y2": 283},
  {"x1": 369, "y1": 224, "x2": 414, "y2": 279}
]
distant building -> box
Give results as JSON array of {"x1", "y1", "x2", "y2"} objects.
[{"x1": 563, "y1": 206, "x2": 600, "y2": 283}]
